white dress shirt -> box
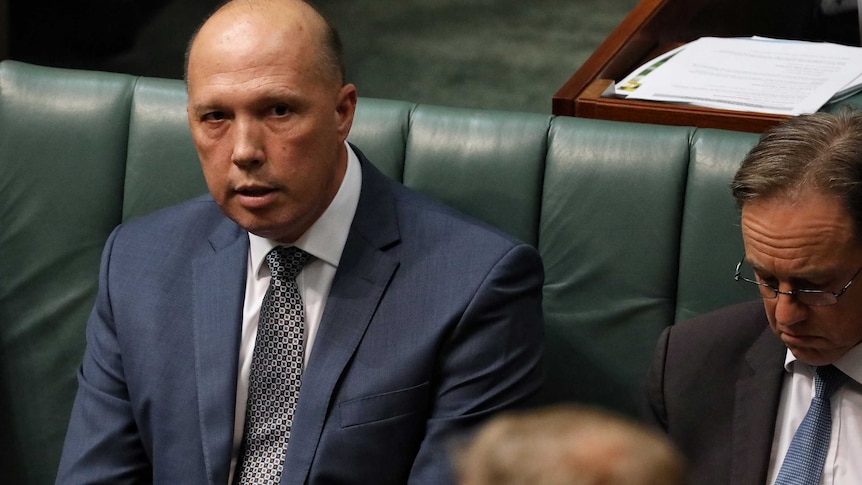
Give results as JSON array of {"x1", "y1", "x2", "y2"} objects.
[
  {"x1": 767, "y1": 343, "x2": 862, "y2": 485},
  {"x1": 227, "y1": 144, "x2": 362, "y2": 483}
]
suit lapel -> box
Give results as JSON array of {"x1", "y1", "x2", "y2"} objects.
[
  {"x1": 193, "y1": 220, "x2": 248, "y2": 485},
  {"x1": 281, "y1": 155, "x2": 401, "y2": 485},
  {"x1": 731, "y1": 319, "x2": 786, "y2": 484}
]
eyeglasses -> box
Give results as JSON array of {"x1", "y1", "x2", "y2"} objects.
[{"x1": 734, "y1": 259, "x2": 862, "y2": 307}]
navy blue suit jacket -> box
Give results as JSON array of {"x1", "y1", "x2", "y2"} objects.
[
  {"x1": 56, "y1": 152, "x2": 545, "y2": 484},
  {"x1": 644, "y1": 300, "x2": 786, "y2": 485}
]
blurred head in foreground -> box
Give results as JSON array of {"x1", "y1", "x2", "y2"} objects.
[{"x1": 455, "y1": 404, "x2": 685, "y2": 485}]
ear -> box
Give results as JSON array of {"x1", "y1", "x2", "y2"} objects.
[{"x1": 335, "y1": 83, "x2": 358, "y2": 144}]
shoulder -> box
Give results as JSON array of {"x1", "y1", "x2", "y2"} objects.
[
  {"x1": 358, "y1": 155, "x2": 536, "y2": 262},
  {"x1": 121, "y1": 194, "x2": 225, "y2": 230},
  {"x1": 397, "y1": 183, "x2": 519, "y2": 241},
  {"x1": 661, "y1": 300, "x2": 772, "y2": 364},
  {"x1": 392, "y1": 180, "x2": 542, "y2": 276},
  {"x1": 672, "y1": 300, "x2": 768, "y2": 339},
  {"x1": 107, "y1": 194, "x2": 242, "y2": 254}
]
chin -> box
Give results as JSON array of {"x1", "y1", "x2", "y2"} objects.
[
  {"x1": 244, "y1": 220, "x2": 302, "y2": 243},
  {"x1": 789, "y1": 348, "x2": 835, "y2": 366},
  {"x1": 244, "y1": 223, "x2": 286, "y2": 241}
]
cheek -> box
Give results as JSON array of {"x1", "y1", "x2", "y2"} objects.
[
  {"x1": 270, "y1": 135, "x2": 327, "y2": 174},
  {"x1": 199, "y1": 160, "x2": 220, "y2": 183},
  {"x1": 195, "y1": 136, "x2": 224, "y2": 160},
  {"x1": 192, "y1": 123, "x2": 230, "y2": 155},
  {"x1": 196, "y1": 148, "x2": 232, "y2": 198},
  {"x1": 828, "y1": 308, "x2": 862, "y2": 340},
  {"x1": 195, "y1": 138, "x2": 232, "y2": 175},
  {"x1": 200, "y1": 166, "x2": 228, "y2": 204}
]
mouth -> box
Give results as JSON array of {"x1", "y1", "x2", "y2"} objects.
[
  {"x1": 235, "y1": 184, "x2": 275, "y2": 196},
  {"x1": 233, "y1": 185, "x2": 278, "y2": 208},
  {"x1": 779, "y1": 330, "x2": 820, "y2": 348},
  {"x1": 238, "y1": 188, "x2": 274, "y2": 198}
]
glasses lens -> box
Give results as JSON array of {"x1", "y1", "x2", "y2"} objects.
[
  {"x1": 737, "y1": 263, "x2": 777, "y2": 299},
  {"x1": 796, "y1": 291, "x2": 838, "y2": 307},
  {"x1": 736, "y1": 261, "x2": 841, "y2": 306}
]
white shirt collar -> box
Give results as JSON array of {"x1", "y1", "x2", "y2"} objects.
[
  {"x1": 784, "y1": 342, "x2": 862, "y2": 385},
  {"x1": 248, "y1": 142, "x2": 362, "y2": 278}
]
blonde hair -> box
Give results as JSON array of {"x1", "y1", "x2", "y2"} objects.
[{"x1": 455, "y1": 405, "x2": 685, "y2": 485}]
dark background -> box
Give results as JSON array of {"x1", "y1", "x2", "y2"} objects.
[
  {"x1": 0, "y1": 0, "x2": 640, "y2": 113},
  {"x1": 2, "y1": 1, "x2": 858, "y2": 114}
]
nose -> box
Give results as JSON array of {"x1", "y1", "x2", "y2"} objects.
[
  {"x1": 231, "y1": 118, "x2": 265, "y2": 168},
  {"x1": 772, "y1": 291, "x2": 808, "y2": 327}
]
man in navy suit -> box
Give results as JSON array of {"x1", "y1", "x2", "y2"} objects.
[
  {"x1": 55, "y1": 1, "x2": 544, "y2": 483},
  {"x1": 645, "y1": 111, "x2": 862, "y2": 484}
]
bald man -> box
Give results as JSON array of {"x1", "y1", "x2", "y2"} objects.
[{"x1": 54, "y1": 1, "x2": 544, "y2": 484}]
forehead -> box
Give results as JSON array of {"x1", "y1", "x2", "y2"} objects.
[
  {"x1": 741, "y1": 191, "x2": 859, "y2": 270},
  {"x1": 187, "y1": 3, "x2": 322, "y2": 88}
]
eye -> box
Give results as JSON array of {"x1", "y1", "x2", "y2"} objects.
[
  {"x1": 271, "y1": 105, "x2": 291, "y2": 117},
  {"x1": 795, "y1": 279, "x2": 828, "y2": 291},
  {"x1": 201, "y1": 111, "x2": 226, "y2": 122},
  {"x1": 754, "y1": 271, "x2": 778, "y2": 287}
]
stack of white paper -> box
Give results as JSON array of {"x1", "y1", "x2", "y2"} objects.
[{"x1": 611, "y1": 37, "x2": 862, "y2": 116}]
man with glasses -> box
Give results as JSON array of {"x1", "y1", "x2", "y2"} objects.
[{"x1": 645, "y1": 110, "x2": 862, "y2": 484}]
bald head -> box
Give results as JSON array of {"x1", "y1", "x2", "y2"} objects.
[
  {"x1": 185, "y1": 0, "x2": 344, "y2": 86},
  {"x1": 184, "y1": 0, "x2": 357, "y2": 243}
]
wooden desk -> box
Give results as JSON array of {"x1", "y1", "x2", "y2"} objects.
[{"x1": 553, "y1": 0, "x2": 825, "y2": 132}]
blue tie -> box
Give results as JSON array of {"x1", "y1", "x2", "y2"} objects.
[{"x1": 774, "y1": 365, "x2": 848, "y2": 485}]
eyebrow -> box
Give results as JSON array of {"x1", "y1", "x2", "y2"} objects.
[
  {"x1": 189, "y1": 91, "x2": 304, "y2": 115},
  {"x1": 190, "y1": 103, "x2": 222, "y2": 115},
  {"x1": 744, "y1": 259, "x2": 836, "y2": 286}
]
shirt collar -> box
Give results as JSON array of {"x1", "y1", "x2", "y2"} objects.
[
  {"x1": 784, "y1": 342, "x2": 862, "y2": 385},
  {"x1": 248, "y1": 142, "x2": 362, "y2": 278}
]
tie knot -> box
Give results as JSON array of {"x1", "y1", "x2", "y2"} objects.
[
  {"x1": 814, "y1": 365, "x2": 848, "y2": 400},
  {"x1": 266, "y1": 246, "x2": 310, "y2": 281}
]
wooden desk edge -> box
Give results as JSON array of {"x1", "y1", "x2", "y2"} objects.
[
  {"x1": 553, "y1": 0, "x2": 669, "y2": 116},
  {"x1": 573, "y1": 79, "x2": 790, "y2": 133}
]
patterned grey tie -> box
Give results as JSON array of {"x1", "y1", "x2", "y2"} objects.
[
  {"x1": 234, "y1": 246, "x2": 311, "y2": 485},
  {"x1": 774, "y1": 365, "x2": 849, "y2": 485}
]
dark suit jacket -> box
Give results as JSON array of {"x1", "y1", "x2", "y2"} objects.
[
  {"x1": 644, "y1": 300, "x2": 787, "y2": 485},
  {"x1": 55, "y1": 152, "x2": 545, "y2": 485}
]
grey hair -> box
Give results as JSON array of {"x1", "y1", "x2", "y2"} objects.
[{"x1": 731, "y1": 109, "x2": 862, "y2": 238}]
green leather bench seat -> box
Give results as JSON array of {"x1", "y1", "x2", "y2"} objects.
[{"x1": 0, "y1": 60, "x2": 760, "y2": 484}]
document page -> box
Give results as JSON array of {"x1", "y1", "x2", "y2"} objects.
[{"x1": 622, "y1": 37, "x2": 862, "y2": 115}]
